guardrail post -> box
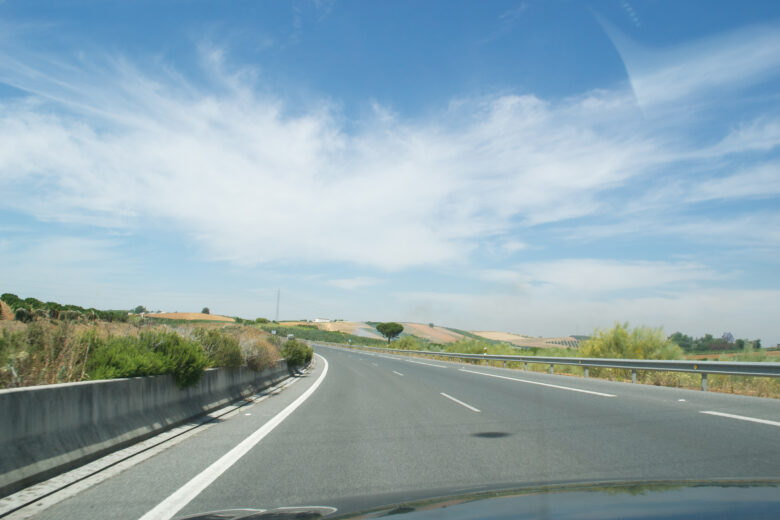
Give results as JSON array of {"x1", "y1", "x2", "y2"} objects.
[
  {"x1": 548, "y1": 364, "x2": 554, "y2": 374},
  {"x1": 701, "y1": 373, "x2": 708, "y2": 391},
  {"x1": 502, "y1": 360, "x2": 506, "y2": 369},
  {"x1": 632, "y1": 369, "x2": 637, "y2": 384},
  {"x1": 523, "y1": 362, "x2": 528, "y2": 371},
  {"x1": 584, "y1": 367, "x2": 589, "y2": 378}
]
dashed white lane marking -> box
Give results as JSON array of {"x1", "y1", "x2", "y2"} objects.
[
  {"x1": 458, "y1": 368, "x2": 616, "y2": 397},
  {"x1": 406, "y1": 359, "x2": 446, "y2": 368},
  {"x1": 700, "y1": 411, "x2": 780, "y2": 427},
  {"x1": 138, "y1": 354, "x2": 330, "y2": 520},
  {"x1": 392, "y1": 371, "x2": 404, "y2": 377},
  {"x1": 371, "y1": 362, "x2": 378, "y2": 366},
  {"x1": 678, "y1": 399, "x2": 686, "y2": 402},
  {"x1": 440, "y1": 392, "x2": 480, "y2": 412}
]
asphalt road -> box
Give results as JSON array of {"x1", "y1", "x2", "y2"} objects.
[{"x1": 13, "y1": 344, "x2": 780, "y2": 519}]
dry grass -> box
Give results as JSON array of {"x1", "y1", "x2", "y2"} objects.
[
  {"x1": 0, "y1": 301, "x2": 13, "y2": 321},
  {"x1": 0, "y1": 319, "x2": 279, "y2": 389}
]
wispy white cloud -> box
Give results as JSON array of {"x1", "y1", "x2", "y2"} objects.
[
  {"x1": 686, "y1": 162, "x2": 780, "y2": 202},
  {"x1": 517, "y1": 259, "x2": 723, "y2": 294},
  {"x1": 477, "y1": 3, "x2": 529, "y2": 45},
  {"x1": 325, "y1": 277, "x2": 381, "y2": 290},
  {"x1": 476, "y1": 259, "x2": 722, "y2": 294},
  {"x1": 604, "y1": 19, "x2": 780, "y2": 108},
  {"x1": 562, "y1": 211, "x2": 780, "y2": 252},
  {"x1": 0, "y1": 44, "x2": 668, "y2": 270}
]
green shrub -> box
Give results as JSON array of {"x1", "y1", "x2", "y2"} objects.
[
  {"x1": 14, "y1": 308, "x2": 32, "y2": 323},
  {"x1": 581, "y1": 323, "x2": 682, "y2": 360},
  {"x1": 281, "y1": 339, "x2": 313, "y2": 368},
  {"x1": 95, "y1": 310, "x2": 129, "y2": 322},
  {"x1": 59, "y1": 310, "x2": 81, "y2": 321},
  {"x1": 395, "y1": 336, "x2": 426, "y2": 350},
  {"x1": 1, "y1": 293, "x2": 24, "y2": 310},
  {"x1": 194, "y1": 328, "x2": 243, "y2": 369},
  {"x1": 86, "y1": 331, "x2": 208, "y2": 388},
  {"x1": 580, "y1": 323, "x2": 684, "y2": 380},
  {"x1": 86, "y1": 336, "x2": 167, "y2": 381}
]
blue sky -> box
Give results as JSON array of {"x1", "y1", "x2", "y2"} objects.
[{"x1": 1, "y1": 1, "x2": 779, "y2": 345}]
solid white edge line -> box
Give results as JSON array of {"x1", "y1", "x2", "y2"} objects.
[
  {"x1": 700, "y1": 411, "x2": 780, "y2": 427},
  {"x1": 138, "y1": 354, "x2": 329, "y2": 520},
  {"x1": 440, "y1": 392, "x2": 481, "y2": 412},
  {"x1": 392, "y1": 371, "x2": 404, "y2": 376},
  {"x1": 458, "y1": 368, "x2": 616, "y2": 397}
]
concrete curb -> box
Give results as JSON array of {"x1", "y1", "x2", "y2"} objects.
[{"x1": 0, "y1": 361, "x2": 290, "y2": 498}]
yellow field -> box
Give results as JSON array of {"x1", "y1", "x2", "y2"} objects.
[{"x1": 146, "y1": 312, "x2": 234, "y2": 322}]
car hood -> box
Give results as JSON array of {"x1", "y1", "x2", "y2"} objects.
[{"x1": 176, "y1": 479, "x2": 780, "y2": 520}]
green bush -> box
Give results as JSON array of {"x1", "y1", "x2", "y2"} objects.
[
  {"x1": 281, "y1": 339, "x2": 313, "y2": 368},
  {"x1": 394, "y1": 336, "x2": 426, "y2": 350},
  {"x1": 194, "y1": 328, "x2": 244, "y2": 369},
  {"x1": 59, "y1": 310, "x2": 81, "y2": 321},
  {"x1": 1, "y1": 293, "x2": 24, "y2": 310},
  {"x1": 14, "y1": 308, "x2": 32, "y2": 323},
  {"x1": 95, "y1": 310, "x2": 129, "y2": 322},
  {"x1": 581, "y1": 323, "x2": 683, "y2": 360},
  {"x1": 86, "y1": 331, "x2": 208, "y2": 388},
  {"x1": 580, "y1": 323, "x2": 683, "y2": 380}
]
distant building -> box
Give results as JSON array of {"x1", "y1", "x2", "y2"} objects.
[
  {"x1": 721, "y1": 332, "x2": 735, "y2": 344},
  {"x1": 313, "y1": 318, "x2": 331, "y2": 323}
]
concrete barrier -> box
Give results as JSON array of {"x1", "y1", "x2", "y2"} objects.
[{"x1": 0, "y1": 361, "x2": 289, "y2": 497}]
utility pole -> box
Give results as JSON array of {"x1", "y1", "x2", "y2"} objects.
[{"x1": 275, "y1": 289, "x2": 280, "y2": 322}]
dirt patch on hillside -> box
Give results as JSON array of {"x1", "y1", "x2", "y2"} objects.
[
  {"x1": 279, "y1": 321, "x2": 384, "y2": 339},
  {"x1": 146, "y1": 312, "x2": 235, "y2": 322},
  {"x1": 471, "y1": 331, "x2": 578, "y2": 348},
  {"x1": 401, "y1": 323, "x2": 465, "y2": 343},
  {"x1": 472, "y1": 331, "x2": 530, "y2": 343},
  {"x1": 0, "y1": 301, "x2": 13, "y2": 321}
]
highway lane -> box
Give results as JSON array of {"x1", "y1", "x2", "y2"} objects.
[{"x1": 16, "y1": 344, "x2": 780, "y2": 520}]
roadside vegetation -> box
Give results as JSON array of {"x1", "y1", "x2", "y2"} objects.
[
  {"x1": 280, "y1": 339, "x2": 313, "y2": 368},
  {"x1": 0, "y1": 318, "x2": 284, "y2": 389},
  {"x1": 354, "y1": 323, "x2": 780, "y2": 398}
]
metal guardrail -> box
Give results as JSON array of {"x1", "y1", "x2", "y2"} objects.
[{"x1": 324, "y1": 343, "x2": 780, "y2": 391}]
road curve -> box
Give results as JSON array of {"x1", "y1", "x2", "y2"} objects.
[{"x1": 16, "y1": 344, "x2": 780, "y2": 519}]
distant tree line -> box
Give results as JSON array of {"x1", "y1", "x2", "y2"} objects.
[
  {"x1": 2, "y1": 293, "x2": 129, "y2": 323},
  {"x1": 668, "y1": 331, "x2": 761, "y2": 352}
]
